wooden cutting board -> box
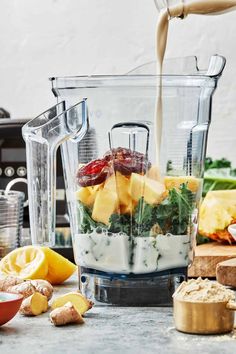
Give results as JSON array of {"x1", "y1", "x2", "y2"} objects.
[{"x1": 188, "y1": 242, "x2": 236, "y2": 278}]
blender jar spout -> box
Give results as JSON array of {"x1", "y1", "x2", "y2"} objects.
[{"x1": 22, "y1": 99, "x2": 88, "y2": 246}]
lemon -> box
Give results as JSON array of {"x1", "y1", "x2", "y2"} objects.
[
  {"x1": 42, "y1": 247, "x2": 77, "y2": 285},
  {"x1": 0, "y1": 246, "x2": 48, "y2": 280}
]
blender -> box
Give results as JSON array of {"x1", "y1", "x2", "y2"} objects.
[{"x1": 23, "y1": 55, "x2": 225, "y2": 305}]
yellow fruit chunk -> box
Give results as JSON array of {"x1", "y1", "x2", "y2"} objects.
[
  {"x1": 164, "y1": 176, "x2": 200, "y2": 193},
  {"x1": 104, "y1": 172, "x2": 131, "y2": 206},
  {"x1": 42, "y1": 247, "x2": 77, "y2": 285},
  {"x1": 143, "y1": 178, "x2": 166, "y2": 205},
  {"x1": 76, "y1": 184, "x2": 102, "y2": 207},
  {"x1": 51, "y1": 291, "x2": 93, "y2": 316},
  {"x1": 76, "y1": 187, "x2": 92, "y2": 206},
  {"x1": 199, "y1": 190, "x2": 236, "y2": 235},
  {"x1": 0, "y1": 246, "x2": 48, "y2": 280},
  {"x1": 129, "y1": 173, "x2": 145, "y2": 202},
  {"x1": 130, "y1": 173, "x2": 166, "y2": 204},
  {"x1": 92, "y1": 188, "x2": 118, "y2": 225}
]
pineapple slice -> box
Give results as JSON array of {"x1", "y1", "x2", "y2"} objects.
[
  {"x1": 164, "y1": 175, "x2": 200, "y2": 193},
  {"x1": 130, "y1": 173, "x2": 166, "y2": 205},
  {"x1": 76, "y1": 187, "x2": 92, "y2": 206},
  {"x1": 76, "y1": 184, "x2": 102, "y2": 207},
  {"x1": 92, "y1": 188, "x2": 119, "y2": 225},
  {"x1": 199, "y1": 190, "x2": 236, "y2": 242},
  {"x1": 144, "y1": 178, "x2": 166, "y2": 205},
  {"x1": 129, "y1": 173, "x2": 145, "y2": 202},
  {"x1": 104, "y1": 172, "x2": 130, "y2": 207}
]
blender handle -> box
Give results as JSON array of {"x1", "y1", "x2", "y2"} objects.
[{"x1": 23, "y1": 99, "x2": 88, "y2": 246}]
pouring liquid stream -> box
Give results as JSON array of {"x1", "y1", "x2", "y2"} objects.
[{"x1": 155, "y1": 0, "x2": 236, "y2": 169}]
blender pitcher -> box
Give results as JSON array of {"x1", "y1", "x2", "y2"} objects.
[{"x1": 24, "y1": 55, "x2": 225, "y2": 306}]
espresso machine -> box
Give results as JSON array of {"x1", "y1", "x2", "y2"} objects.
[{"x1": 23, "y1": 55, "x2": 225, "y2": 305}]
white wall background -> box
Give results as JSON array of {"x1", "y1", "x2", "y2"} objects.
[{"x1": 0, "y1": 0, "x2": 236, "y2": 164}]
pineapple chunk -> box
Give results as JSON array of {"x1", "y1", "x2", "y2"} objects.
[
  {"x1": 92, "y1": 188, "x2": 118, "y2": 225},
  {"x1": 76, "y1": 184, "x2": 102, "y2": 207},
  {"x1": 164, "y1": 176, "x2": 200, "y2": 193},
  {"x1": 130, "y1": 173, "x2": 166, "y2": 205},
  {"x1": 104, "y1": 172, "x2": 130, "y2": 207},
  {"x1": 143, "y1": 178, "x2": 166, "y2": 205},
  {"x1": 199, "y1": 190, "x2": 236, "y2": 235},
  {"x1": 76, "y1": 187, "x2": 92, "y2": 206},
  {"x1": 129, "y1": 173, "x2": 145, "y2": 202}
]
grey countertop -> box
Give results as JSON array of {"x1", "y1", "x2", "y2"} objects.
[{"x1": 1, "y1": 278, "x2": 236, "y2": 354}]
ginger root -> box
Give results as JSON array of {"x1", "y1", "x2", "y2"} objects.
[
  {"x1": 51, "y1": 291, "x2": 93, "y2": 316},
  {"x1": 8, "y1": 282, "x2": 36, "y2": 299},
  {"x1": 0, "y1": 275, "x2": 24, "y2": 291},
  {"x1": 20, "y1": 292, "x2": 48, "y2": 316},
  {"x1": 31, "y1": 279, "x2": 53, "y2": 300},
  {"x1": 0, "y1": 275, "x2": 53, "y2": 300},
  {"x1": 50, "y1": 302, "x2": 84, "y2": 326}
]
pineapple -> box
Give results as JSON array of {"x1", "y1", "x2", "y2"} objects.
[
  {"x1": 164, "y1": 175, "x2": 200, "y2": 193},
  {"x1": 129, "y1": 173, "x2": 166, "y2": 205},
  {"x1": 104, "y1": 172, "x2": 131, "y2": 207},
  {"x1": 76, "y1": 184, "x2": 102, "y2": 206},
  {"x1": 92, "y1": 188, "x2": 119, "y2": 225},
  {"x1": 199, "y1": 190, "x2": 236, "y2": 243}
]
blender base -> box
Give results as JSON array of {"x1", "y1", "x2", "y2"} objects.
[{"x1": 79, "y1": 267, "x2": 187, "y2": 306}]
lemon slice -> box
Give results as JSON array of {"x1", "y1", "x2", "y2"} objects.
[
  {"x1": 42, "y1": 247, "x2": 77, "y2": 285},
  {"x1": 0, "y1": 246, "x2": 48, "y2": 280}
]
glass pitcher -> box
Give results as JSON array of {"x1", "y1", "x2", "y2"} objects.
[{"x1": 23, "y1": 55, "x2": 225, "y2": 305}]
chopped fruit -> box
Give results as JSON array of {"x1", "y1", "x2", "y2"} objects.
[
  {"x1": 0, "y1": 246, "x2": 48, "y2": 280},
  {"x1": 77, "y1": 148, "x2": 151, "y2": 187},
  {"x1": 77, "y1": 159, "x2": 111, "y2": 187},
  {"x1": 129, "y1": 173, "x2": 145, "y2": 202},
  {"x1": 146, "y1": 165, "x2": 161, "y2": 181},
  {"x1": 104, "y1": 147, "x2": 151, "y2": 176},
  {"x1": 42, "y1": 247, "x2": 77, "y2": 285},
  {"x1": 143, "y1": 178, "x2": 166, "y2": 205},
  {"x1": 19, "y1": 292, "x2": 48, "y2": 316},
  {"x1": 50, "y1": 301, "x2": 84, "y2": 326},
  {"x1": 130, "y1": 173, "x2": 166, "y2": 205},
  {"x1": 199, "y1": 190, "x2": 236, "y2": 243},
  {"x1": 92, "y1": 188, "x2": 118, "y2": 225},
  {"x1": 164, "y1": 176, "x2": 200, "y2": 193},
  {"x1": 104, "y1": 172, "x2": 130, "y2": 207},
  {"x1": 76, "y1": 187, "x2": 92, "y2": 206},
  {"x1": 116, "y1": 172, "x2": 131, "y2": 206},
  {"x1": 51, "y1": 292, "x2": 93, "y2": 316},
  {"x1": 76, "y1": 184, "x2": 102, "y2": 206}
]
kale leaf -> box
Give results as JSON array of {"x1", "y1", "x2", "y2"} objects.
[
  {"x1": 109, "y1": 213, "x2": 132, "y2": 235},
  {"x1": 155, "y1": 183, "x2": 194, "y2": 235}
]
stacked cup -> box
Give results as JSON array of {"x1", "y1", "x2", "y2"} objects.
[{"x1": 0, "y1": 190, "x2": 24, "y2": 259}]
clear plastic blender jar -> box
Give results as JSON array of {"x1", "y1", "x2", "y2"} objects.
[{"x1": 23, "y1": 55, "x2": 225, "y2": 305}]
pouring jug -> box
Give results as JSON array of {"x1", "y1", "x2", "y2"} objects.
[{"x1": 23, "y1": 55, "x2": 225, "y2": 305}]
